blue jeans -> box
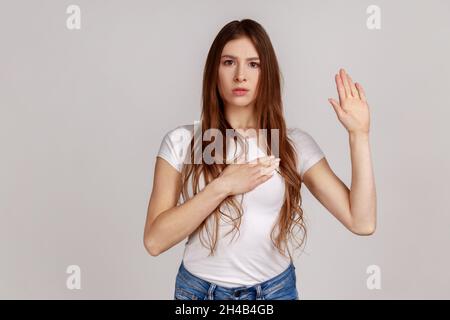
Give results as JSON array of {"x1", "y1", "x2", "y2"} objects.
[{"x1": 174, "y1": 261, "x2": 299, "y2": 300}]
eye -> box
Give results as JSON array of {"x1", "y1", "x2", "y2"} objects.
[
  {"x1": 250, "y1": 62, "x2": 260, "y2": 68},
  {"x1": 223, "y1": 60, "x2": 234, "y2": 66}
]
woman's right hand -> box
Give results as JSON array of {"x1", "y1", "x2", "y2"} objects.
[{"x1": 216, "y1": 155, "x2": 281, "y2": 196}]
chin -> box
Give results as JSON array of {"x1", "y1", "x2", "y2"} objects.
[
  {"x1": 232, "y1": 96, "x2": 252, "y2": 102},
  {"x1": 235, "y1": 101, "x2": 252, "y2": 107}
]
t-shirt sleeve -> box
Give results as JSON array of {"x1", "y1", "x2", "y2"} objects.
[
  {"x1": 289, "y1": 128, "x2": 325, "y2": 179},
  {"x1": 156, "y1": 126, "x2": 192, "y2": 173}
]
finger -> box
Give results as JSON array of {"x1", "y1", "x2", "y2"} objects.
[
  {"x1": 247, "y1": 155, "x2": 274, "y2": 165},
  {"x1": 250, "y1": 160, "x2": 271, "y2": 172},
  {"x1": 339, "y1": 68, "x2": 351, "y2": 98},
  {"x1": 335, "y1": 74, "x2": 346, "y2": 103},
  {"x1": 256, "y1": 168, "x2": 277, "y2": 185},
  {"x1": 256, "y1": 173, "x2": 274, "y2": 185},
  {"x1": 259, "y1": 162, "x2": 279, "y2": 176},
  {"x1": 327, "y1": 98, "x2": 346, "y2": 117},
  {"x1": 347, "y1": 74, "x2": 359, "y2": 98},
  {"x1": 266, "y1": 157, "x2": 280, "y2": 168},
  {"x1": 254, "y1": 155, "x2": 275, "y2": 163},
  {"x1": 257, "y1": 156, "x2": 279, "y2": 168},
  {"x1": 258, "y1": 159, "x2": 275, "y2": 168},
  {"x1": 355, "y1": 82, "x2": 367, "y2": 102}
]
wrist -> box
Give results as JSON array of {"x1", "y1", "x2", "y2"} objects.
[
  {"x1": 210, "y1": 177, "x2": 231, "y2": 198},
  {"x1": 349, "y1": 131, "x2": 369, "y2": 141}
]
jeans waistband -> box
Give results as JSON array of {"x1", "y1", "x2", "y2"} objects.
[{"x1": 177, "y1": 261, "x2": 296, "y2": 299}]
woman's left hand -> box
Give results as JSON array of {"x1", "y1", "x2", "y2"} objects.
[{"x1": 328, "y1": 68, "x2": 370, "y2": 135}]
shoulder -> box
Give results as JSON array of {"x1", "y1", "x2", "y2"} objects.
[
  {"x1": 157, "y1": 122, "x2": 198, "y2": 172},
  {"x1": 287, "y1": 127, "x2": 307, "y2": 138},
  {"x1": 163, "y1": 123, "x2": 196, "y2": 142},
  {"x1": 287, "y1": 127, "x2": 319, "y2": 148},
  {"x1": 287, "y1": 126, "x2": 326, "y2": 178}
]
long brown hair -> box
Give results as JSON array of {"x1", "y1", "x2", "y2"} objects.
[{"x1": 180, "y1": 19, "x2": 306, "y2": 261}]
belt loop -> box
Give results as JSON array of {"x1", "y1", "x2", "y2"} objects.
[
  {"x1": 256, "y1": 284, "x2": 263, "y2": 300},
  {"x1": 208, "y1": 283, "x2": 216, "y2": 300}
]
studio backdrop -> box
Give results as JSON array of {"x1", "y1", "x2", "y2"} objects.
[{"x1": 1, "y1": 0, "x2": 449, "y2": 299}]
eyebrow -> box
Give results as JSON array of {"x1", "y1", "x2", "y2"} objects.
[{"x1": 221, "y1": 54, "x2": 260, "y2": 61}]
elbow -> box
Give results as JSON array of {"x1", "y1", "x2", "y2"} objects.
[
  {"x1": 353, "y1": 228, "x2": 376, "y2": 236},
  {"x1": 351, "y1": 225, "x2": 376, "y2": 236},
  {"x1": 143, "y1": 236, "x2": 161, "y2": 257},
  {"x1": 349, "y1": 209, "x2": 377, "y2": 236}
]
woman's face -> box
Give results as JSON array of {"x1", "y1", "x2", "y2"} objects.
[{"x1": 217, "y1": 37, "x2": 260, "y2": 109}]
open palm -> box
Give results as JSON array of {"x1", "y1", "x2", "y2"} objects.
[{"x1": 328, "y1": 68, "x2": 370, "y2": 135}]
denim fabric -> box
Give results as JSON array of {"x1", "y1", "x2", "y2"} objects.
[{"x1": 174, "y1": 261, "x2": 299, "y2": 300}]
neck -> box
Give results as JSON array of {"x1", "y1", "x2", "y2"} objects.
[{"x1": 224, "y1": 102, "x2": 258, "y2": 130}]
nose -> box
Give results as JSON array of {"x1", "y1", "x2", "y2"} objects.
[
  {"x1": 234, "y1": 64, "x2": 246, "y2": 82},
  {"x1": 234, "y1": 73, "x2": 246, "y2": 82}
]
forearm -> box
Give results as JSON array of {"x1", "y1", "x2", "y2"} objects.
[
  {"x1": 147, "y1": 178, "x2": 229, "y2": 255},
  {"x1": 349, "y1": 132, "x2": 377, "y2": 234}
]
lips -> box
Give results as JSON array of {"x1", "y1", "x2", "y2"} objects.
[
  {"x1": 232, "y1": 88, "x2": 249, "y2": 96},
  {"x1": 232, "y1": 89, "x2": 249, "y2": 93}
]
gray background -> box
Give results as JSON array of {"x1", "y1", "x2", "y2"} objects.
[{"x1": 1, "y1": 0, "x2": 449, "y2": 299}]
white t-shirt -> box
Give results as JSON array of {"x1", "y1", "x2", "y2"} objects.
[{"x1": 156, "y1": 123, "x2": 325, "y2": 288}]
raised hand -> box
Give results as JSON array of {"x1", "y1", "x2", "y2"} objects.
[{"x1": 328, "y1": 68, "x2": 370, "y2": 135}]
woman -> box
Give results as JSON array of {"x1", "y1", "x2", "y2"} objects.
[{"x1": 143, "y1": 19, "x2": 377, "y2": 300}]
